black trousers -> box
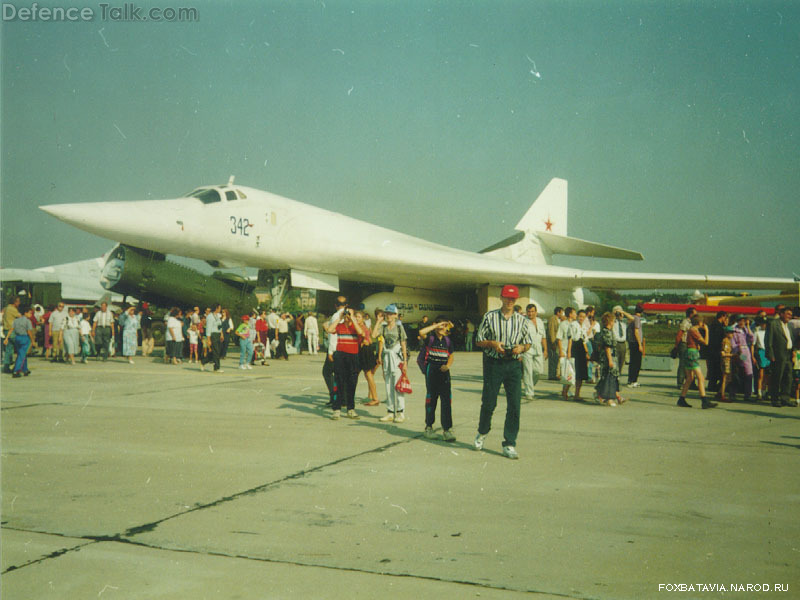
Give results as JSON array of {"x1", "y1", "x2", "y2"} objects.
[
  {"x1": 202, "y1": 333, "x2": 221, "y2": 370},
  {"x1": 332, "y1": 351, "x2": 359, "y2": 411},
  {"x1": 95, "y1": 327, "x2": 112, "y2": 360},
  {"x1": 627, "y1": 341, "x2": 642, "y2": 384},
  {"x1": 322, "y1": 355, "x2": 337, "y2": 404},
  {"x1": 276, "y1": 332, "x2": 289, "y2": 359},
  {"x1": 770, "y1": 355, "x2": 793, "y2": 404},
  {"x1": 425, "y1": 364, "x2": 452, "y2": 429}
]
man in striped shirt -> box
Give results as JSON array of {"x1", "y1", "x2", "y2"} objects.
[{"x1": 474, "y1": 285, "x2": 533, "y2": 459}]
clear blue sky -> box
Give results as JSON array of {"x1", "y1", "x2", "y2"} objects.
[{"x1": 2, "y1": 0, "x2": 798, "y2": 281}]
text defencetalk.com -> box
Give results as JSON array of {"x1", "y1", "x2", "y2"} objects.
[{"x1": 3, "y1": 2, "x2": 199, "y2": 22}]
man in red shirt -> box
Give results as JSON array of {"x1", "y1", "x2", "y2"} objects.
[{"x1": 325, "y1": 300, "x2": 366, "y2": 420}]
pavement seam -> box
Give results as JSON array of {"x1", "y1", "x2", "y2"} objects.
[
  {"x1": 0, "y1": 525, "x2": 598, "y2": 598},
  {"x1": 0, "y1": 402, "x2": 66, "y2": 411},
  {"x1": 121, "y1": 435, "x2": 422, "y2": 537},
  {"x1": 1, "y1": 536, "x2": 99, "y2": 574}
]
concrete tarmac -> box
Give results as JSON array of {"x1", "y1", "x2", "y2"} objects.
[{"x1": 2, "y1": 351, "x2": 798, "y2": 599}]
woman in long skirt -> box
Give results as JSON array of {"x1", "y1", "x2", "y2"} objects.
[{"x1": 572, "y1": 309, "x2": 591, "y2": 400}]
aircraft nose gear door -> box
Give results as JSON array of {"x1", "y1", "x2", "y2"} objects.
[{"x1": 257, "y1": 269, "x2": 289, "y2": 309}]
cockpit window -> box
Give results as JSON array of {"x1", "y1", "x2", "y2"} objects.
[
  {"x1": 225, "y1": 190, "x2": 237, "y2": 201},
  {"x1": 236, "y1": 189, "x2": 247, "y2": 199},
  {"x1": 190, "y1": 189, "x2": 222, "y2": 204}
]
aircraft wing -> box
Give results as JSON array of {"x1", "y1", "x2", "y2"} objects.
[{"x1": 570, "y1": 270, "x2": 795, "y2": 292}]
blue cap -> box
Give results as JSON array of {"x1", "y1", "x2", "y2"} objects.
[{"x1": 384, "y1": 303, "x2": 398, "y2": 314}]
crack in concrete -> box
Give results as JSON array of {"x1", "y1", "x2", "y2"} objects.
[
  {"x1": 121, "y1": 435, "x2": 416, "y2": 536},
  {"x1": 1, "y1": 402, "x2": 66, "y2": 411},
  {"x1": 1, "y1": 537, "x2": 98, "y2": 574},
  {"x1": 1, "y1": 435, "x2": 422, "y2": 573},
  {"x1": 1, "y1": 525, "x2": 596, "y2": 598}
]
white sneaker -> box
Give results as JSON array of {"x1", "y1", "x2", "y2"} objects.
[
  {"x1": 379, "y1": 413, "x2": 394, "y2": 422},
  {"x1": 393, "y1": 413, "x2": 405, "y2": 423},
  {"x1": 346, "y1": 409, "x2": 360, "y2": 420},
  {"x1": 424, "y1": 426, "x2": 435, "y2": 439},
  {"x1": 240, "y1": 365, "x2": 247, "y2": 370},
  {"x1": 502, "y1": 445, "x2": 519, "y2": 459},
  {"x1": 474, "y1": 433, "x2": 486, "y2": 451},
  {"x1": 442, "y1": 429, "x2": 456, "y2": 442},
  {"x1": 331, "y1": 410, "x2": 341, "y2": 420},
  {"x1": 199, "y1": 363, "x2": 205, "y2": 372},
  {"x1": 246, "y1": 364, "x2": 253, "y2": 370}
]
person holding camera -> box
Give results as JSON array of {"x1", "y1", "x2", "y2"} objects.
[
  {"x1": 678, "y1": 315, "x2": 717, "y2": 409},
  {"x1": 326, "y1": 300, "x2": 366, "y2": 420},
  {"x1": 473, "y1": 285, "x2": 533, "y2": 459}
]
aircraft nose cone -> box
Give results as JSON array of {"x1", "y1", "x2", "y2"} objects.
[{"x1": 40, "y1": 203, "x2": 96, "y2": 227}]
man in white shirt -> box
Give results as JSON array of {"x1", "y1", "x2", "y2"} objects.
[
  {"x1": 612, "y1": 306, "x2": 630, "y2": 376},
  {"x1": 92, "y1": 302, "x2": 115, "y2": 361},
  {"x1": 304, "y1": 312, "x2": 319, "y2": 355},
  {"x1": 521, "y1": 303, "x2": 547, "y2": 399},
  {"x1": 48, "y1": 302, "x2": 68, "y2": 362}
]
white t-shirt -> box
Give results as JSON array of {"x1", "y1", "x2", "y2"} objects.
[{"x1": 166, "y1": 317, "x2": 184, "y2": 342}]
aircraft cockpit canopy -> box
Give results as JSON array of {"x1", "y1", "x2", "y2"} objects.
[{"x1": 187, "y1": 186, "x2": 248, "y2": 204}]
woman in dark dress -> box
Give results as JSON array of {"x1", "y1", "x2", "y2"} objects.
[
  {"x1": 572, "y1": 309, "x2": 591, "y2": 400},
  {"x1": 595, "y1": 312, "x2": 625, "y2": 406}
]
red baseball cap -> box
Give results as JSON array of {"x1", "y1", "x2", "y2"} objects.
[{"x1": 501, "y1": 285, "x2": 520, "y2": 299}]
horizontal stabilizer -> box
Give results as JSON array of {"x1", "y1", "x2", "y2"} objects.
[
  {"x1": 538, "y1": 231, "x2": 644, "y2": 261},
  {"x1": 478, "y1": 231, "x2": 525, "y2": 254}
]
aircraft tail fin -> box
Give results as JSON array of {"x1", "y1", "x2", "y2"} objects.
[
  {"x1": 515, "y1": 177, "x2": 568, "y2": 235},
  {"x1": 480, "y1": 177, "x2": 643, "y2": 263}
]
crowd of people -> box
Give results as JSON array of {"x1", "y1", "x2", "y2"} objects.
[
  {"x1": 673, "y1": 306, "x2": 800, "y2": 409},
  {"x1": 4, "y1": 290, "x2": 798, "y2": 459}
]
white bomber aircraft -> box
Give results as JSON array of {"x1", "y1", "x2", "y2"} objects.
[{"x1": 39, "y1": 177, "x2": 794, "y2": 316}]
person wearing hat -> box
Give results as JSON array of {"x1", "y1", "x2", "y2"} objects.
[
  {"x1": 473, "y1": 285, "x2": 533, "y2": 459},
  {"x1": 236, "y1": 315, "x2": 254, "y2": 370},
  {"x1": 372, "y1": 303, "x2": 409, "y2": 422}
]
